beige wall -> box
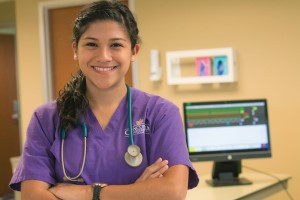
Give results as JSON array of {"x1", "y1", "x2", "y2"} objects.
[
  {"x1": 12, "y1": 0, "x2": 300, "y2": 199},
  {"x1": 15, "y1": 0, "x2": 44, "y2": 145},
  {"x1": 135, "y1": 1, "x2": 300, "y2": 199}
]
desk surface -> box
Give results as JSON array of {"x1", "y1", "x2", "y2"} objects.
[{"x1": 187, "y1": 172, "x2": 291, "y2": 200}]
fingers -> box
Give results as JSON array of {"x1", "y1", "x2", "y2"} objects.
[
  {"x1": 145, "y1": 158, "x2": 169, "y2": 178},
  {"x1": 135, "y1": 157, "x2": 169, "y2": 182},
  {"x1": 150, "y1": 158, "x2": 169, "y2": 178}
]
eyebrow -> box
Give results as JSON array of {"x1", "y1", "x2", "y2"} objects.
[
  {"x1": 82, "y1": 37, "x2": 97, "y2": 41},
  {"x1": 82, "y1": 37, "x2": 127, "y2": 42}
]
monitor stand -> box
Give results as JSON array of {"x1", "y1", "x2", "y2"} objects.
[
  {"x1": 206, "y1": 160, "x2": 252, "y2": 187},
  {"x1": 206, "y1": 174, "x2": 252, "y2": 187}
]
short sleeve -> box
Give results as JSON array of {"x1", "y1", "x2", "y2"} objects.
[
  {"x1": 9, "y1": 104, "x2": 58, "y2": 191},
  {"x1": 148, "y1": 101, "x2": 199, "y2": 189}
]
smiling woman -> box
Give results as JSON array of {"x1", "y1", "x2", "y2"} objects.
[
  {"x1": 73, "y1": 20, "x2": 139, "y2": 92},
  {"x1": 9, "y1": 1, "x2": 199, "y2": 200},
  {"x1": 47, "y1": 0, "x2": 132, "y2": 100}
]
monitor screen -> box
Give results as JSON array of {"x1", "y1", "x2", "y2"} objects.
[{"x1": 183, "y1": 99, "x2": 272, "y2": 186}]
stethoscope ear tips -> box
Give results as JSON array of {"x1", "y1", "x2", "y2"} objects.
[{"x1": 124, "y1": 144, "x2": 143, "y2": 167}]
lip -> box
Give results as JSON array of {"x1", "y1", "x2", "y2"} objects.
[{"x1": 92, "y1": 65, "x2": 118, "y2": 73}]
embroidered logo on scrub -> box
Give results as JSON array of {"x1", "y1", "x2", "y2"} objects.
[{"x1": 125, "y1": 119, "x2": 150, "y2": 137}]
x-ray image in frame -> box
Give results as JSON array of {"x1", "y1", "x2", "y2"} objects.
[
  {"x1": 213, "y1": 56, "x2": 228, "y2": 76},
  {"x1": 195, "y1": 57, "x2": 211, "y2": 76}
]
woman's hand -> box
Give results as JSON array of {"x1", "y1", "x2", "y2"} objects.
[
  {"x1": 49, "y1": 183, "x2": 91, "y2": 200},
  {"x1": 135, "y1": 157, "x2": 169, "y2": 183}
]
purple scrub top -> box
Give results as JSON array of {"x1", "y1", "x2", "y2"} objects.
[{"x1": 10, "y1": 87, "x2": 199, "y2": 191}]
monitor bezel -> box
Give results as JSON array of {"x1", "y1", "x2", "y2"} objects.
[{"x1": 183, "y1": 99, "x2": 272, "y2": 162}]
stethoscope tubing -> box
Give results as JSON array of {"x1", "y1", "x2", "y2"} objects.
[
  {"x1": 60, "y1": 84, "x2": 137, "y2": 181},
  {"x1": 61, "y1": 124, "x2": 88, "y2": 182},
  {"x1": 126, "y1": 84, "x2": 134, "y2": 145}
]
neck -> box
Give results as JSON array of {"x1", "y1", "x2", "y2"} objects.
[{"x1": 86, "y1": 83, "x2": 128, "y2": 109}]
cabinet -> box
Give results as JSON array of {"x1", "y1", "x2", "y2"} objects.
[{"x1": 166, "y1": 47, "x2": 236, "y2": 85}]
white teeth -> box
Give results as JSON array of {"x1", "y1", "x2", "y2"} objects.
[{"x1": 94, "y1": 66, "x2": 115, "y2": 71}]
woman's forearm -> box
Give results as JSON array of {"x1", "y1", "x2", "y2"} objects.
[
  {"x1": 21, "y1": 180, "x2": 60, "y2": 200},
  {"x1": 49, "y1": 165, "x2": 188, "y2": 200},
  {"x1": 101, "y1": 165, "x2": 188, "y2": 200},
  {"x1": 102, "y1": 177, "x2": 186, "y2": 200}
]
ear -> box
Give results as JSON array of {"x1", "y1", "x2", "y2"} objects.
[
  {"x1": 131, "y1": 44, "x2": 140, "y2": 62},
  {"x1": 72, "y1": 42, "x2": 78, "y2": 60}
]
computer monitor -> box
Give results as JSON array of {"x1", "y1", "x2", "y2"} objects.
[{"x1": 183, "y1": 99, "x2": 271, "y2": 187}]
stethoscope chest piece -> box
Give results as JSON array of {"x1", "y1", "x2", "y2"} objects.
[{"x1": 124, "y1": 144, "x2": 143, "y2": 167}]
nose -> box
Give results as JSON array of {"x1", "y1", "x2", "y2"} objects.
[{"x1": 96, "y1": 46, "x2": 112, "y2": 62}]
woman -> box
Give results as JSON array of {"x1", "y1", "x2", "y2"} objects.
[{"x1": 10, "y1": 1, "x2": 199, "y2": 199}]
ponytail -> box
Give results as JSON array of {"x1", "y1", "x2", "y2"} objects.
[{"x1": 57, "y1": 70, "x2": 88, "y2": 131}]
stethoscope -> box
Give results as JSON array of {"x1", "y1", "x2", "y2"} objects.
[{"x1": 60, "y1": 84, "x2": 143, "y2": 182}]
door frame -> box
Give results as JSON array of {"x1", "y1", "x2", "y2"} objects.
[{"x1": 39, "y1": 0, "x2": 138, "y2": 102}]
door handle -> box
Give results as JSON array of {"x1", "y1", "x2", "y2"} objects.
[{"x1": 11, "y1": 99, "x2": 19, "y2": 120}]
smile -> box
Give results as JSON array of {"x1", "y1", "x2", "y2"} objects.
[{"x1": 93, "y1": 66, "x2": 117, "y2": 72}]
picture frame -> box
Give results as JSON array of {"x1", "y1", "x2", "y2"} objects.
[
  {"x1": 213, "y1": 56, "x2": 228, "y2": 76},
  {"x1": 195, "y1": 57, "x2": 211, "y2": 76}
]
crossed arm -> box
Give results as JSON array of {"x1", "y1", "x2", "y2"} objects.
[{"x1": 21, "y1": 158, "x2": 189, "y2": 200}]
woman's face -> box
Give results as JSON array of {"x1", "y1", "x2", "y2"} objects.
[{"x1": 73, "y1": 20, "x2": 139, "y2": 90}]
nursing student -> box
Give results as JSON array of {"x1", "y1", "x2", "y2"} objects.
[{"x1": 9, "y1": 1, "x2": 199, "y2": 199}]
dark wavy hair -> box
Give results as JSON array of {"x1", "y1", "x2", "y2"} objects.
[{"x1": 56, "y1": 0, "x2": 140, "y2": 131}]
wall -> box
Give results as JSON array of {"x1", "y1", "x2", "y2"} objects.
[
  {"x1": 15, "y1": 0, "x2": 43, "y2": 145},
  {"x1": 13, "y1": 0, "x2": 299, "y2": 199},
  {"x1": 135, "y1": 0, "x2": 300, "y2": 199},
  {"x1": 0, "y1": 1, "x2": 15, "y2": 28},
  {"x1": 0, "y1": 1, "x2": 15, "y2": 34}
]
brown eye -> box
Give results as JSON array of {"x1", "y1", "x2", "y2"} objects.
[
  {"x1": 111, "y1": 43, "x2": 123, "y2": 48},
  {"x1": 86, "y1": 42, "x2": 97, "y2": 47}
]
